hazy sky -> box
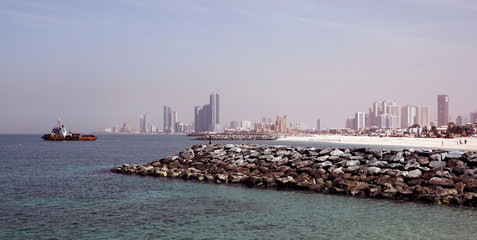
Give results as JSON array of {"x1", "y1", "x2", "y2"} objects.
[{"x1": 1, "y1": 0, "x2": 477, "y2": 133}]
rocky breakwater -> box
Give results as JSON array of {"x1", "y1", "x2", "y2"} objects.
[
  {"x1": 192, "y1": 134, "x2": 280, "y2": 141},
  {"x1": 112, "y1": 144, "x2": 477, "y2": 207}
]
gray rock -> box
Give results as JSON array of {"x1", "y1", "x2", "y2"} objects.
[
  {"x1": 319, "y1": 148, "x2": 332, "y2": 155},
  {"x1": 435, "y1": 170, "x2": 453, "y2": 179},
  {"x1": 330, "y1": 149, "x2": 344, "y2": 156},
  {"x1": 404, "y1": 161, "x2": 420, "y2": 170},
  {"x1": 315, "y1": 155, "x2": 329, "y2": 162},
  {"x1": 446, "y1": 151, "x2": 464, "y2": 159},
  {"x1": 389, "y1": 163, "x2": 403, "y2": 169},
  {"x1": 430, "y1": 154, "x2": 442, "y2": 161},
  {"x1": 390, "y1": 152, "x2": 405, "y2": 163},
  {"x1": 407, "y1": 169, "x2": 422, "y2": 179},
  {"x1": 369, "y1": 160, "x2": 389, "y2": 168},
  {"x1": 320, "y1": 161, "x2": 333, "y2": 168},
  {"x1": 346, "y1": 160, "x2": 360, "y2": 167},
  {"x1": 350, "y1": 155, "x2": 364, "y2": 161},
  {"x1": 429, "y1": 161, "x2": 447, "y2": 169},
  {"x1": 333, "y1": 167, "x2": 344, "y2": 174},
  {"x1": 367, "y1": 167, "x2": 381, "y2": 175},
  {"x1": 232, "y1": 147, "x2": 242, "y2": 153},
  {"x1": 345, "y1": 165, "x2": 360, "y2": 172}
]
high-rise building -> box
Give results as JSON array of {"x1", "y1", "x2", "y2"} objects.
[
  {"x1": 354, "y1": 112, "x2": 366, "y2": 130},
  {"x1": 401, "y1": 105, "x2": 416, "y2": 128},
  {"x1": 140, "y1": 115, "x2": 145, "y2": 133},
  {"x1": 164, "y1": 105, "x2": 179, "y2": 133},
  {"x1": 416, "y1": 106, "x2": 431, "y2": 127},
  {"x1": 140, "y1": 114, "x2": 150, "y2": 133},
  {"x1": 194, "y1": 93, "x2": 221, "y2": 132},
  {"x1": 163, "y1": 106, "x2": 171, "y2": 133},
  {"x1": 368, "y1": 101, "x2": 398, "y2": 128},
  {"x1": 171, "y1": 111, "x2": 178, "y2": 133},
  {"x1": 380, "y1": 113, "x2": 398, "y2": 129},
  {"x1": 437, "y1": 94, "x2": 449, "y2": 127},
  {"x1": 316, "y1": 118, "x2": 322, "y2": 132},
  {"x1": 209, "y1": 93, "x2": 220, "y2": 131},
  {"x1": 390, "y1": 106, "x2": 402, "y2": 129},
  {"x1": 470, "y1": 111, "x2": 477, "y2": 124}
]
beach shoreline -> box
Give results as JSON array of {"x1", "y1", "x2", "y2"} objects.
[{"x1": 277, "y1": 135, "x2": 477, "y2": 151}]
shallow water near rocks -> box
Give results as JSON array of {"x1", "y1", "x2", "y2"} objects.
[{"x1": 1, "y1": 134, "x2": 476, "y2": 239}]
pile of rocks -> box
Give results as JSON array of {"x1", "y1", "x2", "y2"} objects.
[
  {"x1": 193, "y1": 134, "x2": 280, "y2": 141},
  {"x1": 112, "y1": 144, "x2": 477, "y2": 207}
]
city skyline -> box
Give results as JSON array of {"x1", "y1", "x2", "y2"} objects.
[{"x1": 1, "y1": 0, "x2": 477, "y2": 133}]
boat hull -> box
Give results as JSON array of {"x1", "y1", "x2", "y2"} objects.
[{"x1": 41, "y1": 134, "x2": 97, "y2": 141}]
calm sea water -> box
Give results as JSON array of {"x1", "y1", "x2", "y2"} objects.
[{"x1": 1, "y1": 134, "x2": 476, "y2": 240}]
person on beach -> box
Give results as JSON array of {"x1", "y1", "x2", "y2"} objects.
[{"x1": 465, "y1": 139, "x2": 467, "y2": 144}]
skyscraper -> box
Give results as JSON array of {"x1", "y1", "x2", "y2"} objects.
[
  {"x1": 140, "y1": 114, "x2": 150, "y2": 133},
  {"x1": 209, "y1": 93, "x2": 220, "y2": 131},
  {"x1": 140, "y1": 115, "x2": 145, "y2": 133},
  {"x1": 355, "y1": 112, "x2": 366, "y2": 130},
  {"x1": 316, "y1": 118, "x2": 322, "y2": 132},
  {"x1": 163, "y1": 105, "x2": 178, "y2": 133},
  {"x1": 437, "y1": 94, "x2": 449, "y2": 127},
  {"x1": 401, "y1": 105, "x2": 416, "y2": 128},
  {"x1": 194, "y1": 93, "x2": 221, "y2": 132},
  {"x1": 163, "y1": 105, "x2": 171, "y2": 133},
  {"x1": 416, "y1": 106, "x2": 431, "y2": 127}
]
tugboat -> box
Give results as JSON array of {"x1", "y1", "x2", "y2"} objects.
[{"x1": 41, "y1": 119, "x2": 97, "y2": 141}]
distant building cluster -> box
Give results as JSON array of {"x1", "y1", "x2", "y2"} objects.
[
  {"x1": 140, "y1": 114, "x2": 158, "y2": 133},
  {"x1": 253, "y1": 116, "x2": 288, "y2": 133},
  {"x1": 164, "y1": 105, "x2": 188, "y2": 133},
  {"x1": 342, "y1": 94, "x2": 477, "y2": 137},
  {"x1": 103, "y1": 92, "x2": 475, "y2": 136},
  {"x1": 194, "y1": 93, "x2": 221, "y2": 133},
  {"x1": 346, "y1": 100, "x2": 431, "y2": 131}
]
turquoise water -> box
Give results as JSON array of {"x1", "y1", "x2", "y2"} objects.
[{"x1": 1, "y1": 134, "x2": 476, "y2": 239}]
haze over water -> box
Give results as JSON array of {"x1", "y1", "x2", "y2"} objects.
[{"x1": 1, "y1": 0, "x2": 477, "y2": 133}]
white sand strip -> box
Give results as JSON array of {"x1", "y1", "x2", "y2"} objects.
[{"x1": 277, "y1": 135, "x2": 477, "y2": 151}]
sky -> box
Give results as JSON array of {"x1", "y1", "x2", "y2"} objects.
[{"x1": 1, "y1": 0, "x2": 477, "y2": 133}]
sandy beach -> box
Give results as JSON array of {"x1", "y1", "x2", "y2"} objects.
[{"x1": 277, "y1": 135, "x2": 477, "y2": 151}]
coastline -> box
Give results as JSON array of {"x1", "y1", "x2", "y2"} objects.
[{"x1": 277, "y1": 135, "x2": 477, "y2": 151}]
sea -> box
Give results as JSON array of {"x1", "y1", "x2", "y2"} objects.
[{"x1": 1, "y1": 134, "x2": 476, "y2": 240}]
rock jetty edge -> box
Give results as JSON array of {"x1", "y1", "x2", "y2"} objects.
[{"x1": 112, "y1": 144, "x2": 477, "y2": 207}]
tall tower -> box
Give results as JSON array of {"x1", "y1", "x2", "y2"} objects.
[
  {"x1": 141, "y1": 114, "x2": 150, "y2": 133},
  {"x1": 355, "y1": 112, "x2": 365, "y2": 130},
  {"x1": 437, "y1": 94, "x2": 449, "y2": 127},
  {"x1": 140, "y1": 115, "x2": 145, "y2": 133},
  {"x1": 209, "y1": 93, "x2": 220, "y2": 132},
  {"x1": 163, "y1": 106, "x2": 170, "y2": 133}
]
